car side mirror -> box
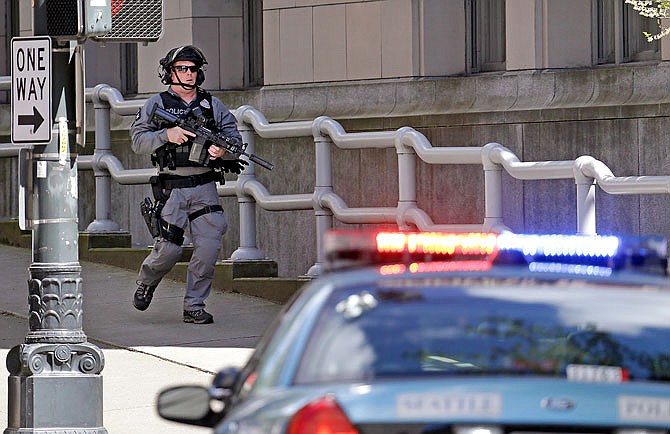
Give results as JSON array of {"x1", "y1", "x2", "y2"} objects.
[{"x1": 156, "y1": 385, "x2": 218, "y2": 427}]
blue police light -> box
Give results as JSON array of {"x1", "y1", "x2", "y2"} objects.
[
  {"x1": 496, "y1": 232, "x2": 667, "y2": 275},
  {"x1": 496, "y1": 233, "x2": 620, "y2": 258},
  {"x1": 528, "y1": 262, "x2": 614, "y2": 277}
]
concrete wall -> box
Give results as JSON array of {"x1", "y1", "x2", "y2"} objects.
[
  {"x1": 133, "y1": 0, "x2": 246, "y2": 93},
  {"x1": 262, "y1": 0, "x2": 668, "y2": 82},
  {"x1": 11, "y1": 63, "x2": 662, "y2": 278},
  {"x1": 263, "y1": 0, "x2": 425, "y2": 84},
  {"x1": 262, "y1": 0, "x2": 469, "y2": 83},
  {"x1": 3, "y1": 1, "x2": 670, "y2": 278},
  {"x1": 219, "y1": 63, "x2": 670, "y2": 278},
  {"x1": 54, "y1": 1, "x2": 249, "y2": 93},
  {"x1": 4, "y1": 66, "x2": 670, "y2": 277}
]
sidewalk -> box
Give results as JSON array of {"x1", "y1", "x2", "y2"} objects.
[{"x1": 0, "y1": 243, "x2": 283, "y2": 434}]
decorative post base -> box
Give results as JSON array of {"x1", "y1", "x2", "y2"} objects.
[{"x1": 4, "y1": 343, "x2": 107, "y2": 434}]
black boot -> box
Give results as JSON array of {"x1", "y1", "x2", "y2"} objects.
[
  {"x1": 133, "y1": 281, "x2": 157, "y2": 311},
  {"x1": 183, "y1": 309, "x2": 214, "y2": 324}
]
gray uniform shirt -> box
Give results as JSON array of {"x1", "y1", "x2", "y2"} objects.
[{"x1": 130, "y1": 88, "x2": 243, "y2": 176}]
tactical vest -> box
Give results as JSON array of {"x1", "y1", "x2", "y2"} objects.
[{"x1": 151, "y1": 90, "x2": 217, "y2": 170}]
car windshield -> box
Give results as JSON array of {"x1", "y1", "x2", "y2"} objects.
[{"x1": 294, "y1": 275, "x2": 670, "y2": 384}]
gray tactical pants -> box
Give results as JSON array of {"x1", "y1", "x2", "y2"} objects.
[{"x1": 138, "y1": 181, "x2": 227, "y2": 311}]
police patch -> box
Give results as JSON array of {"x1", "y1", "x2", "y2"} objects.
[{"x1": 200, "y1": 99, "x2": 211, "y2": 110}]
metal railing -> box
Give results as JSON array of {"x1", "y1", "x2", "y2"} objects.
[{"x1": 2, "y1": 80, "x2": 670, "y2": 276}]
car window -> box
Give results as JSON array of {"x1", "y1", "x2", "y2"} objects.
[
  {"x1": 235, "y1": 281, "x2": 334, "y2": 398},
  {"x1": 231, "y1": 283, "x2": 313, "y2": 401},
  {"x1": 294, "y1": 277, "x2": 670, "y2": 384}
]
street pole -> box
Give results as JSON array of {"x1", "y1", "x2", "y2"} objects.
[{"x1": 4, "y1": 3, "x2": 106, "y2": 433}]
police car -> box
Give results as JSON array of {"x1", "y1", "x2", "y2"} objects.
[{"x1": 156, "y1": 230, "x2": 670, "y2": 434}]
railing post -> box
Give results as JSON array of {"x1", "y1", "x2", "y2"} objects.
[
  {"x1": 307, "y1": 119, "x2": 334, "y2": 276},
  {"x1": 574, "y1": 156, "x2": 597, "y2": 235},
  {"x1": 395, "y1": 128, "x2": 418, "y2": 230},
  {"x1": 482, "y1": 143, "x2": 505, "y2": 231},
  {"x1": 85, "y1": 85, "x2": 120, "y2": 232},
  {"x1": 231, "y1": 122, "x2": 266, "y2": 260}
]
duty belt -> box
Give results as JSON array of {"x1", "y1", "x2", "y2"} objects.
[{"x1": 158, "y1": 171, "x2": 219, "y2": 189}]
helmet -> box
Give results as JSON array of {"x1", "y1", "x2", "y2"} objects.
[{"x1": 158, "y1": 45, "x2": 208, "y2": 87}]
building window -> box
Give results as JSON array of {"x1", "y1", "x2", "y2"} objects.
[
  {"x1": 595, "y1": 0, "x2": 659, "y2": 64},
  {"x1": 467, "y1": 0, "x2": 506, "y2": 73},
  {"x1": 244, "y1": 0, "x2": 263, "y2": 88},
  {"x1": 596, "y1": 0, "x2": 616, "y2": 63},
  {"x1": 1, "y1": 0, "x2": 19, "y2": 103},
  {"x1": 120, "y1": 43, "x2": 138, "y2": 95}
]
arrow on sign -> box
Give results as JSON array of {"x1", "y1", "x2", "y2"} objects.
[{"x1": 17, "y1": 106, "x2": 45, "y2": 132}]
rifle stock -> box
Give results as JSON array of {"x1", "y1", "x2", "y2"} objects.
[{"x1": 149, "y1": 103, "x2": 274, "y2": 170}]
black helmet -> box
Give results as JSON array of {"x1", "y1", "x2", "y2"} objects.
[{"x1": 158, "y1": 45, "x2": 208, "y2": 87}]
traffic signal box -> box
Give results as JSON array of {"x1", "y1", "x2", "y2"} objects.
[
  {"x1": 93, "y1": 0, "x2": 163, "y2": 42},
  {"x1": 34, "y1": 0, "x2": 162, "y2": 42},
  {"x1": 34, "y1": 0, "x2": 111, "y2": 39}
]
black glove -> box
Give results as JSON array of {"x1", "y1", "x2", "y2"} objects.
[{"x1": 220, "y1": 158, "x2": 249, "y2": 174}]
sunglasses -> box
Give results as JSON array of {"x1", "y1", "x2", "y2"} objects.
[{"x1": 173, "y1": 65, "x2": 200, "y2": 73}]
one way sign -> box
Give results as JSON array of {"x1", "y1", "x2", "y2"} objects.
[{"x1": 11, "y1": 36, "x2": 51, "y2": 144}]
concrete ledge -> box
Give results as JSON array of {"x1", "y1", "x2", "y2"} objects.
[
  {"x1": 74, "y1": 254, "x2": 304, "y2": 303},
  {"x1": 0, "y1": 219, "x2": 31, "y2": 248},
  {"x1": 161, "y1": 258, "x2": 306, "y2": 303},
  {"x1": 0, "y1": 220, "x2": 306, "y2": 304},
  {"x1": 83, "y1": 247, "x2": 151, "y2": 274},
  {"x1": 217, "y1": 259, "x2": 278, "y2": 280},
  {"x1": 230, "y1": 277, "x2": 311, "y2": 304},
  {"x1": 79, "y1": 232, "x2": 133, "y2": 249}
]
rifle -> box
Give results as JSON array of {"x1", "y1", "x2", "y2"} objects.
[{"x1": 149, "y1": 103, "x2": 274, "y2": 170}]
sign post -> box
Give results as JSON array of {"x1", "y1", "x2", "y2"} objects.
[
  {"x1": 5, "y1": 4, "x2": 106, "y2": 433},
  {"x1": 11, "y1": 37, "x2": 52, "y2": 144},
  {"x1": 5, "y1": 2, "x2": 163, "y2": 430}
]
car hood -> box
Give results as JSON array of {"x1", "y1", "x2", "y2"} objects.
[{"x1": 217, "y1": 377, "x2": 670, "y2": 434}]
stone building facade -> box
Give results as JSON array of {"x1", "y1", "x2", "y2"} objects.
[{"x1": 1, "y1": 0, "x2": 670, "y2": 277}]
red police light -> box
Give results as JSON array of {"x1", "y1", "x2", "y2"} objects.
[
  {"x1": 376, "y1": 232, "x2": 498, "y2": 256},
  {"x1": 324, "y1": 230, "x2": 499, "y2": 271}
]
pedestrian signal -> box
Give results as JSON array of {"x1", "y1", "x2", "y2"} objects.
[
  {"x1": 36, "y1": 0, "x2": 112, "y2": 40},
  {"x1": 92, "y1": 0, "x2": 163, "y2": 43}
]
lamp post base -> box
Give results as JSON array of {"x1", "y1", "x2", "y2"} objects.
[{"x1": 4, "y1": 343, "x2": 107, "y2": 434}]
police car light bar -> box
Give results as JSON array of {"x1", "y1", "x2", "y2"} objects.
[
  {"x1": 324, "y1": 230, "x2": 499, "y2": 270},
  {"x1": 323, "y1": 230, "x2": 668, "y2": 275},
  {"x1": 496, "y1": 232, "x2": 667, "y2": 274},
  {"x1": 376, "y1": 232, "x2": 498, "y2": 256},
  {"x1": 496, "y1": 233, "x2": 620, "y2": 258}
]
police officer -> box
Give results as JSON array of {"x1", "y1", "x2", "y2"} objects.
[{"x1": 130, "y1": 45, "x2": 245, "y2": 324}]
